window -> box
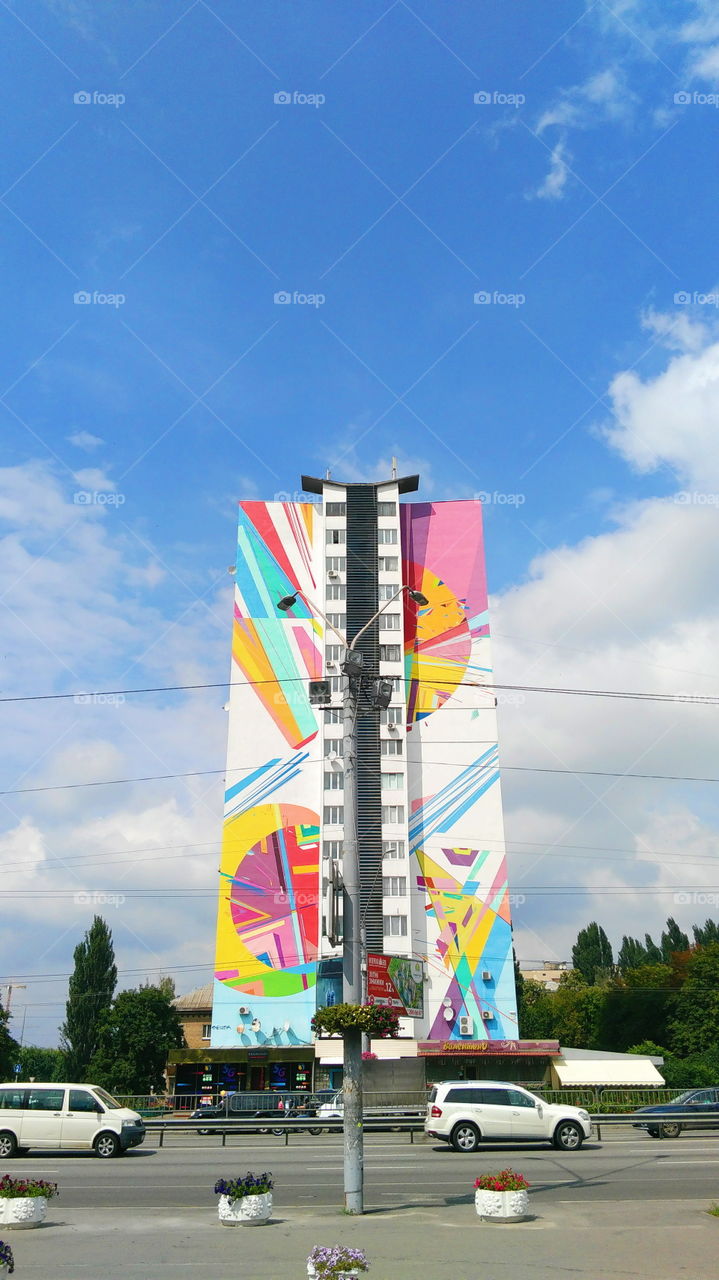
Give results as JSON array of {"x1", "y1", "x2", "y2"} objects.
[
  {"x1": 378, "y1": 556, "x2": 398, "y2": 571},
  {"x1": 379, "y1": 584, "x2": 398, "y2": 600},
  {"x1": 380, "y1": 613, "x2": 401, "y2": 630},
  {"x1": 377, "y1": 501, "x2": 396, "y2": 516},
  {"x1": 326, "y1": 502, "x2": 346, "y2": 516},
  {"x1": 324, "y1": 805, "x2": 344, "y2": 824},
  {"x1": 382, "y1": 839, "x2": 406, "y2": 858},
  {"x1": 327, "y1": 613, "x2": 345, "y2": 629},
  {"x1": 324, "y1": 738, "x2": 342, "y2": 756},
  {"x1": 326, "y1": 557, "x2": 346, "y2": 572},
  {"x1": 324, "y1": 839, "x2": 342, "y2": 858},
  {"x1": 324, "y1": 709, "x2": 342, "y2": 725},
  {"x1": 201, "y1": 1024, "x2": 212, "y2": 1041},
  {"x1": 329, "y1": 675, "x2": 343, "y2": 693},
  {"x1": 382, "y1": 772, "x2": 404, "y2": 790},
  {"x1": 382, "y1": 875, "x2": 406, "y2": 896},
  {"x1": 0, "y1": 1090, "x2": 25, "y2": 1110},
  {"x1": 380, "y1": 644, "x2": 401, "y2": 662},
  {"x1": 381, "y1": 739, "x2": 403, "y2": 755},
  {"x1": 479, "y1": 1088, "x2": 512, "y2": 1106},
  {"x1": 326, "y1": 529, "x2": 346, "y2": 544},
  {"x1": 324, "y1": 771, "x2": 344, "y2": 790},
  {"x1": 507, "y1": 1089, "x2": 536, "y2": 1108},
  {"x1": 445, "y1": 1086, "x2": 484, "y2": 1104},
  {"x1": 381, "y1": 707, "x2": 403, "y2": 724},
  {"x1": 325, "y1": 645, "x2": 343, "y2": 663},
  {"x1": 377, "y1": 528, "x2": 397, "y2": 544},
  {"x1": 381, "y1": 805, "x2": 405, "y2": 824},
  {"x1": 27, "y1": 1089, "x2": 65, "y2": 1111},
  {"x1": 383, "y1": 915, "x2": 407, "y2": 936},
  {"x1": 326, "y1": 584, "x2": 346, "y2": 600},
  {"x1": 69, "y1": 1089, "x2": 101, "y2": 1112}
]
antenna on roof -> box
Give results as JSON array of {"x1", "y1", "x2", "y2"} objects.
[
  {"x1": 391, "y1": 456, "x2": 398, "y2": 479},
  {"x1": 325, "y1": 467, "x2": 332, "y2": 481}
]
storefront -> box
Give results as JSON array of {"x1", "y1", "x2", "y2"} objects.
[
  {"x1": 418, "y1": 1039, "x2": 561, "y2": 1087},
  {"x1": 167, "y1": 1047, "x2": 316, "y2": 1105}
]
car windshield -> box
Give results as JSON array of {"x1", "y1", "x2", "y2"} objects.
[
  {"x1": 672, "y1": 1090, "x2": 698, "y2": 1104},
  {"x1": 93, "y1": 1087, "x2": 121, "y2": 1110}
]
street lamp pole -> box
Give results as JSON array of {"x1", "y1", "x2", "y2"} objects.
[{"x1": 278, "y1": 584, "x2": 428, "y2": 1215}]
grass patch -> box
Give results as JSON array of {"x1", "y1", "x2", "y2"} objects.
[{"x1": 707, "y1": 1203, "x2": 719, "y2": 1218}]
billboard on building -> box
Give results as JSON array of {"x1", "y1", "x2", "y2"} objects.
[{"x1": 367, "y1": 953, "x2": 425, "y2": 1018}]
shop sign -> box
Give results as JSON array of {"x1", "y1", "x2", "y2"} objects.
[
  {"x1": 366, "y1": 953, "x2": 425, "y2": 1018},
  {"x1": 418, "y1": 1038, "x2": 560, "y2": 1056}
]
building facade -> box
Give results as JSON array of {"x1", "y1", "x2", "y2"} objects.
[{"x1": 209, "y1": 476, "x2": 518, "y2": 1091}]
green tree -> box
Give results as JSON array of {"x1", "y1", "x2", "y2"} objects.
[
  {"x1": 517, "y1": 979, "x2": 554, "y2": 1038},
  {"x1": 60, "y1": 916, "x2": 117, "y2": 1079},
  {"x1": 693, "y1": 918, "x2": 719, "y2": 946},
  {"x1": 89, "y1": 984, "x2": 185, "y2": 1095},
  {"x1": 550, "y1": 971, "x2": 605, "y2": 1047},
  {"x1": 597, "y1": 964, "x2": 672, "y2": 1051},
  {"x1": 643, "y1": 934, "x2": 663, "y2": 964},
  {"x1": 18, "y1": 1046, "x2": 66, "y2": 1081},
  {"x1": 660, "y1": 917, "x2": 689, "y2": 960},
  {"x1": 0, "y1": 1006, "x2": 20, "y2": 1081},
  {"x1": 617, "y1": 935, "x2": 648, "y2": 974},
  {"x1": 571, "y1": 922, "x2": 614, "y2": 984},
  {"x1": 667, "y1": 942, "x2": 719, "y2": 1056}
]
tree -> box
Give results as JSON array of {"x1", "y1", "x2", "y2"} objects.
[
  {"x1": 60, "y1": 916, "x2": 117, "y2": 1079},
  {"x1": 693, "y1": 918, "x2": 719, "y2": 946},
  {"x1": 18, "y1": 1046, "x2": 66, "y2": 1082},
  {"x1": 89, "y1": 984, "x2": 185, "y2": 1095},
  {"x1": 550, "y1": 971, "x2": 605, "y2": 1048},
  {"x1": 571, "y1": 922, "x2": 613, "y2": 984},
  {"x1": 597, "y1": 964, "x2": 672, "y2": 1051},
  {"x1": 643, "y1": 934, "x2": 663, "y2": 964},
  {"x1": 517, "y1": 979, "x2": 554, "y2": 1039},
  {"x1": 617, "y1": 935, "x2": 648, "y2": 974},
  {"x1": 0, "y1": 1006, "x2": 20, "y2": 1081},
  {"x1": 667, "y1": 942, "x2": 719, "y2": 1056},
  {"x1": 660, "y1": 917, "x2": 689, "y2": 961}
]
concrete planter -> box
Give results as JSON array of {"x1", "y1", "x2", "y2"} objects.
[
  {"x1": 307, "y1": 1268, "x2": 361, "y2": 1279},
  {"x1": 0, "y1": 1195, "x2": 48, "y2": 1229},
  {"x1": 218, "y1": 1192, "x2": 272, "y2": 1225},
  {"x1": 475, "y1": 1188, "x2": 529, "y2": 1222}
]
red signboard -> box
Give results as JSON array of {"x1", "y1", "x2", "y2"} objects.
[
  {"x1": 418, "y1": 1039, "x2": 560, "y2": 1056},
  {"x1": 366, "y1": 954, "x2": 424, "y2": 1019}
]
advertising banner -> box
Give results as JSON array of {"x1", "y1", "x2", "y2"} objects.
[{"x1": 367, "y1": 953, "x2": 425, "y2": 1019}]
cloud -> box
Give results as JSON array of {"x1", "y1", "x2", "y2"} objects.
[
  {"x1": 72, "y1": 467, "x2": 117, "y2": 491},
  {"x1": 533, "y1": 140, "x2": 571, "y2": 201},
  {"x1": 66, "y1": 431, "x2": 104, "y2": 451},
  {"x1": 537, "y1": 68, "x2": 635, "y2": 135}
]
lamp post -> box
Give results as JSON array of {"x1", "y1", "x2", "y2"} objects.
[{"x1": 278, "y1": 584, "x2": 428, "y2": 1213}]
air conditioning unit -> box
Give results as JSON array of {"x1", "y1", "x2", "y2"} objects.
[
  {"x1": 238, "y1": 1006, "x2": 250, "y2": 1015},
  {"x1": 387, "y1": 723, "x2": 400, "y2": 735},
  {"x1": 481, "y1": 1010, "x2": 493, "y2": 1021},
  {"x1": 328, "y1": 569, "x2": 340, "y2": 580},
  {"x1": 458, "y1": 1015, "x2": 473, "y2": 1036},
  {"x1": 481, "y1": 970, "x2": 492, "y2": 981},
  {"x1": 326, "y1": 660, "x2": 337, "y2": 670}
]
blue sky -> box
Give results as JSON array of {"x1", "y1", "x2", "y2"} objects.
[{"x1": 2, "y1": 1, "x2": 719, "y2": 1045}]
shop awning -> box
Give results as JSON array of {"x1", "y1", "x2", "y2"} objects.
[{"x1": 552, "y1": 1055, "x2": 664, "y2": 1087}]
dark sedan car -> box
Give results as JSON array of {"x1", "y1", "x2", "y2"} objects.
[
  {"x1": 191, "y1": 1092, "x2": 323, "y2": 1135},
  {"x1": 633, "y1": 1087, "x2": 719, "y2": 1138}
]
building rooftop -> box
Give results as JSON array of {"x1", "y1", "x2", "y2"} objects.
[{"x1": 173, "y1": 982, "x2": 214, "y2": 1011}]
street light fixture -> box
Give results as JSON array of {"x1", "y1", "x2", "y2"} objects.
[{"x1": 277, "y1": 581, "x2": 429, "y2": 1213}]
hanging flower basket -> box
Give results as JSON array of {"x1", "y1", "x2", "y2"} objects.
[
  {"x1": 311, "y1": 1004, "x2": 400, "y2": 1039},
  {"x1": 474, "y1": 1170, "x2": 530, "y2": 1223}
]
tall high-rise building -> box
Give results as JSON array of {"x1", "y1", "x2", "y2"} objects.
[{"x1": 210, "y1": 476, "x2": 518, "y2": 1088}]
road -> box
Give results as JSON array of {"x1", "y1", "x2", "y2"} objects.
[{"x1": 10, "y1": 1126, "x2": 719, "y2": 1211}]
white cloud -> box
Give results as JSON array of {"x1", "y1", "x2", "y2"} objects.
[
  {"x1": 533, "y1": 140, "x2": 571, "y2": 201},
  {"x1": 66, "y1": 431, "x2": 104, "y2": 451},
  {"x1": 72, "y1": 467, "x2": 117, "y2": 491},
  {"x1": 537, "y1": 68, "x2": 634, "y2": 135}
]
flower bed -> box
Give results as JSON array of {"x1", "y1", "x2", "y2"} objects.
[
  {"x1": 474, "y1": 1170, "x2": 530, "y2": 1223},
  {"x1": 307, "y1": 1244, "x2": 369, "y2": 1278},
  {"x1": 0, "y1": 1176, "x2": 58, "y2": 1231},
  {"x1": 213, "y1": 1172, "x2": 273, "y2": 1226}
]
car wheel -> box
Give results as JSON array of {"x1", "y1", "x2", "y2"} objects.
[
  {"x1": 553, "y1": 1121, "x2": 584, "y2": 1151},
  {"x1": 450, "y1": 1122, "x2": 481, "y2": 1153},
  {"x1": 272, "y1": 1128, "x2": 285, "y2": 1136},
  {"x1": 94, "y1": 1132, "x2": 120, "y2": 1158},
  {"x1": 308, "y1": 1126, "x2": 322, "y2": 1136},
  {"x1": 647, "y1": 1128, "x2": 659, "y2": 1138},
  {"x1": 197, "y1": 1128, "x2": 211, "y2": 1136},
  {"x1": 660, "y1": 1123, "x2": 682, "y2": 1138},
  {"x1": 0, "y1": 1132, "x2": 17, "y2": 1159}
]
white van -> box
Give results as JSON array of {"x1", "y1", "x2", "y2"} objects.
[{"x1": 0, "y1": 1082, "x2": 145, "y2": 1158}]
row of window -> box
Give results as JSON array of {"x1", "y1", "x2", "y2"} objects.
[
  {"x1": 323, "y1": 839, "x2": 406, "y2": 859},
  {"x1": 325, "y1": 643, "x2": 402, "y2": 664},
  {"x1": 324, "y1": 610, "x2": 401, "y2": 630},
  {"x1": 324, "y1": 772, "x2": 404, "y2": 790},
  {"x1": 324, "y1": 805, "x2": 405, "y2": 824},
  {"x1": 324, "y1": 706, "x2": 403, "y2": 724},
  {"x1": 325, "y1": 556, "x2": 399, "y2": 573},
  {"x1": 325, "y1": 502, "x2": 397, "y2": 517},
  {"x1": 326, "y1": 739, "x2": 402, "y2": 757},
  {"x1": 326, "y1": 529, "x2": 398, "y2": 545},
  {"x1": 326, "y1": 589, "x2": 405, "y2": 609}
]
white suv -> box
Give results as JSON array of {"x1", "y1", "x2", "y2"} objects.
[{"x1": 425, "y1": 1080, "x2": 592, "y2": 1152}]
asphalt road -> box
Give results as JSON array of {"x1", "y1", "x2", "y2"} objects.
[{"x1": 9, "y1": 1127, "x2": 719, "y2": 1211}]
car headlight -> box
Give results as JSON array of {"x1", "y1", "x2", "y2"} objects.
[
  {"x1": 122, "y1": 1119, "x2": 138, "y2": 1127},
  {"x1": 578, "y1": 1110, "x2": 590, "y2": 1121}
]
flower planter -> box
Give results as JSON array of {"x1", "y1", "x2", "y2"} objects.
[
  {"x1": 0, "y1": 1195, "x2": 48, "y2": 1229},
  {"x1": 475, "y1": 1188, "x2": 529, "y2": 1222},
  {"x1": 217, "y1": 1192, "x2": 272, "y2": 1225},
  {"x1": 307, "y1": 1268, "x2": 360, "y2": 1279}
]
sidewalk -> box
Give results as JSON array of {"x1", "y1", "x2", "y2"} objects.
[{"x1": 5, "y1": 1198, "x2": 717, "y2": 1280}]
